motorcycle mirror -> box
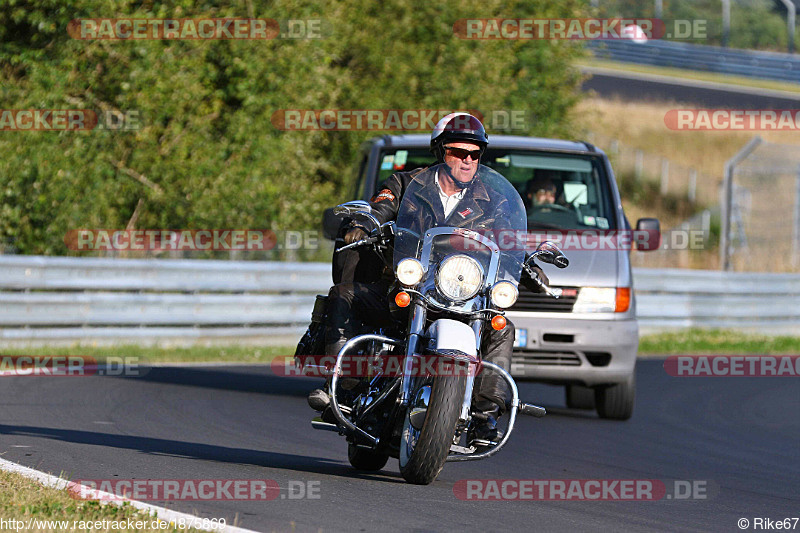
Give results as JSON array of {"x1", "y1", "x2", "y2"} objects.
[
  {"x1": 533, "y1": 241, "x2": 569, "y2": 269},
  {"x1": 381, "y1": 221, "x2": 396, "y2": 238},
  {"x1": 333, "y1": 201, "x2": 380, "y2": 233},
  {"x1": 334, "y1": 201, "x2": 372, "y2": 216}
]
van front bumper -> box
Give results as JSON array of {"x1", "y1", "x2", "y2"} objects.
[{"x1": 506, "y1": 313, "x2": 638, "y2": 387}]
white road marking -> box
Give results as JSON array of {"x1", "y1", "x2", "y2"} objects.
[{"x1": 0, "y1": 456, "x2": 262, "y2": 533}]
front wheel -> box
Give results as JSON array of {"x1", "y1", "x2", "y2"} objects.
[
  {"x1": 595, "y1": 373, "x2": 635, "y2": 420},
  {"x1": 399, "y1": 374, "x2": 466, "y2": 485}
]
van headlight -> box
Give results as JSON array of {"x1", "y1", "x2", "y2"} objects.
[
  {"x1": 436, "y1": 255, "x2": 483, "y2": 301},
  {"x1": 396, "y1": 258, "x2": 424, "y2": 286},
  {"x1": 490, "y1": 281, "x2": 518, "y2": 308},
  {"x1": 572, "y1": 287, "x2": 616, "y2": 313}
]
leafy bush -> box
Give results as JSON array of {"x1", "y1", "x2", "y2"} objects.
[{"x1": 0, "y1": 0, "x2": 588, "y2": 256}]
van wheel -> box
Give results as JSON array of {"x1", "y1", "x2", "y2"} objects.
[
  {"x1": 565, "y1": 385, "x2": 596, "y2": 409},
  {"x1": 595, "y1": 374, "x2": 635, "y2": 420}
]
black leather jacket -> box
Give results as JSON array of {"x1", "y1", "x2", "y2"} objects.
[{"x1": 368, "y1": 165, "x2": 512, "y2": 234}]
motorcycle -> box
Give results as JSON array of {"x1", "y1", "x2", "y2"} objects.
[{"x1": 295, "y1": 164, "x2": 569, "y2": 484}]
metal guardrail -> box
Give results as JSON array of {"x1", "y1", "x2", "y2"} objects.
[
  {"x1": 0, "y1": 255, "x2": 330, "y2": 346},
  {"x1": 634, "y1": 268, "x2": 800, "y2": 332},
  {"x1": 0, "y1": 256, "x2": 798, "y2": 344},
  {"x1": 588, "y1": 40, "x2": 800, "y2": 83}
]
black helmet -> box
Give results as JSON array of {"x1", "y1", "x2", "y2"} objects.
[{"x1": 430, "y1": 112, "x2": 488, "y2": 163}]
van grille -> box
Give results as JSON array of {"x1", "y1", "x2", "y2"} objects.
[
  {"x1": 511, "y1": 285, "x2": 579, "y2": 313},
  {"x1": 512, "y1": 349, "x2": 581, "y2": 366}
]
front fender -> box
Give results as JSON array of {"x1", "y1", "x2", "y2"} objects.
[{"x1": 425, "y1": 319, "x2": 478, "y2": 363}]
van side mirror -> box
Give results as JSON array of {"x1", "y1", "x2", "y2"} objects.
[{"x1": 635, "y1": 218, "x2": 661, "y2": 251}]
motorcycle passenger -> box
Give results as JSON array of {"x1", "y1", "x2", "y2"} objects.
[{"x1": 308, "y1": 113, "x2": 546, "y2": 443}]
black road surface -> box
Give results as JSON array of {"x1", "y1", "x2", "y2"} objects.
[
  {"x1": 1, "y1": 361, "x2": 798, "y2": 533},
  {"x1": 582, "y1": 68, "x2": 800, "y2": 108}
]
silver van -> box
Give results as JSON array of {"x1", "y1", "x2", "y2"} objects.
[{"x1": 324, "y1": 134, "x2": 660, "y2": 419}]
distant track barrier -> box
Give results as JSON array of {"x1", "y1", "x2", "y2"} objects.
[{"x1": 588, "y1": 40, "x2": 800, "y2": 83}]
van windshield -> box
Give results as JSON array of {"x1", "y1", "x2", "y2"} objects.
[{"x1": 376, "y1": 148, "x2": 617, "y2": 230}]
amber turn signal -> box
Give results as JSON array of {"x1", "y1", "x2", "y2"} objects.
[
  {"x1": 395, "y1": 291, "x2": 411, "y2": 308},
  {"x1": 615, "y1": 287, "x2": 631, "y2": 313},
  {"x1": 491, "y1": 315, "x2": 507, "y2": 330}
]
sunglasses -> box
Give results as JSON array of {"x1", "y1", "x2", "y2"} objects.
[{"x1": 444, "y1": 145, "x2": 482, "y2": 161}]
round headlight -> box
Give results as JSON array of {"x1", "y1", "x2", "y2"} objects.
[
  {"x1": 490, "y1": 281, "x2": 519, "y2": 309},
  {"x1": 436, "y1": 255, "x2": 483, "y2": 301},
  {"x1": 396, "y1": 258, "x2": 424, "y2": 286}
]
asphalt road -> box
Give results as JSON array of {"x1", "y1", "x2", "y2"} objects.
[
  {"x1": 582, "y1": 67, "x2": 800, "y2": 108},
  {"x1": 1, "y1": 361, "x2": 798, "y2": 533}
]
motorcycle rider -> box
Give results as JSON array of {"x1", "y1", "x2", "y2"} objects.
[{"x1": 308, "y1": 113, "x2": 548, "y2": 442}]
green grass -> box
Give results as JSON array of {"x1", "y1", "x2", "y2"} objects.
[
  {"x1": 3, "y1": 329, "x2": 799, "y2": 363},
  {"x1": 639, "y1": 329, "x2": 800, "y2": 355},
  {"x1": 0, "y1": 469, "x2": 205, "y2": 533},
  {"x1": 578, "y1": 58, "x2": 800, "y2": 95},
  {"x1": 0, "y1": 345, "x2": 293, "y2": 364}
]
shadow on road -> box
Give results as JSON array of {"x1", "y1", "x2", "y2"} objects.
[
  {"x1": 0, "y1": 424, "x2": 405, "y2": 483},
  {"x1": 112, "y1": 366, "x2": 317, "y2": 398},
  {"x1": 115, "y1": 367, "x2": 602, "y2": 419}
]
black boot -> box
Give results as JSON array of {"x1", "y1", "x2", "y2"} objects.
[
  {"x1": 468, "y1": 402, "x2": 502, "y2": 445},
  {"x1": 306, "y1": 379, "x2": 343, "y2": 423},
  {"x1": 307, "y1": 386, "x2": 330, "y2": 411},
  {"x1": 306, "y1": 338, "x2": 354, "y2": 412}
]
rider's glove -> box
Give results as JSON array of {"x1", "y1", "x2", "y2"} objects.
[
  {"x1": 521, "y1": 264, "x2": 550, "y2": 294},
  {"x1": 344, "y1": 227, "x2": 368, "y2": 245}
]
